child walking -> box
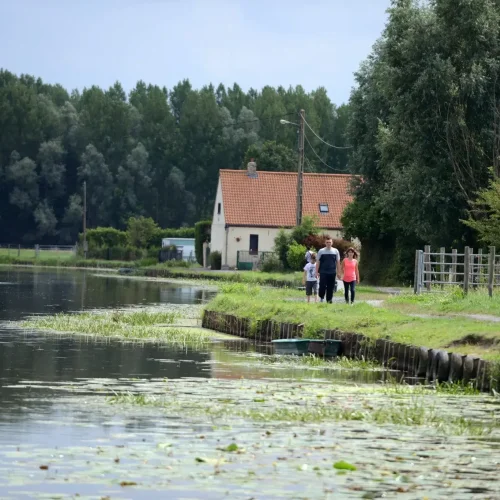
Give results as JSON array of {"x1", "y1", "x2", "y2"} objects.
[
  {"x1": 303, "y1": 253, "x2": 318, "y2": 303},
  {"x1": 341, "y1": 247, "x2": 360, "y2": 305}
]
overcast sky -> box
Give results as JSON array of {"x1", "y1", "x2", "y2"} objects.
[{"x1": 0, "y1": 0, "x2": 390, "y2": 104}]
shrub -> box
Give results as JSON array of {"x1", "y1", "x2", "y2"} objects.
[
  {"x1": 286, "y1": 242, "x2": 307, "y2": 271},
  {"x1": 195, "y1": 220, "x2": 212, "y2": 265},
  {"x1": 260, "y1": 254, "x2": 284, "y2": 273},
  {"x1": 291, "y1": 216, "x2": 319, "y2": 243},
  {"x1": 274, "y1": 229, "x2": 293, "y2": 269},
  {"x1": 127, "y1": 216, "x2": 159, "y2": 248},
  {"x1": 79, "y1": 227, "x2": 128, "y2": 248},
  {"x1": 210, "y1": 250, "x2": 222, "y2": 270}
]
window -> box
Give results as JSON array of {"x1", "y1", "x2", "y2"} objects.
[
  {"x1": 249, "y1": 234, "x2": 259, "y2": 255},
  {"x1": 217, "y1": 203, "x2": 221, "y2": 215},
  {"x1": 319, "y1": 203, "x2": 329, "y2": 214}
]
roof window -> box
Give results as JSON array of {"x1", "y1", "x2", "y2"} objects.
[{"x1": 319, "y1": 203, "x2": 329, "y2": 214}]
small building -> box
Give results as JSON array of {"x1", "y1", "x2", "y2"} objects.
[
  {"x1": 161, "y1": 237, "x2": 196, "y2": 262},
  {"x1": 211, "y1": 163, "x2": 354, "y2": 269}
]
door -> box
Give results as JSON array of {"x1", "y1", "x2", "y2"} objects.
[{"x1": 249, "y1": 234, "x2": 259, "y2": 255}]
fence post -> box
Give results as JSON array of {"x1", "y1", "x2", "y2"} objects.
[
  {"x1": 477, "y1": 249, "x2": 483, "y2": 285},
  {"x1": 488, "y1": 246, "x2": 495, "y2": 298},
  {"x1": 464, "y1": 246, "x2": 470, "y2": 294},
  {"x1": 35, "y1": 244, "x2": 40, "y2": 259},
  {"x1": 414, "y1": 250, "x2": 419, "y2": 294},
  {"x1": 416, "y1": 250, "x2": 424, "y2": 294},
  {"x1": 440, "y1": 247, "x2": 445, "y2": 290},
  {"x1": 18, "y1": 244, "x2": 21, "y2": 257},
  {"x1": 424, "y1": 245, "x2": 431, "y2": 291},
  {"x1": 451, "y1": 249, "x2": 457, "y2": 284}
]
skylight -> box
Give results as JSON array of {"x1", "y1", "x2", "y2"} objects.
[{"x1": 319, "y1": 203, "x2": 329, "y2": 214}]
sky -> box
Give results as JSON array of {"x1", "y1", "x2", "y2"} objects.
[{"x1": 0, "y1": 0, "x2": 391, "y2": 105}]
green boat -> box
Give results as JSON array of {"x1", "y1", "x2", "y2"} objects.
[{"x1": 272, "y1": 339, "x2": 342, "y2": 357}]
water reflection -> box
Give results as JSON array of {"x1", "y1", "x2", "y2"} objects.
[{"x1": 0, "y1": 267, "x2": 213, "y2": 320}]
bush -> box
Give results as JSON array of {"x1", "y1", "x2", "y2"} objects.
[
  {"x1": 127, "y1": 216, "x2": 159, "y2": 248},
  {"x1": 210, "y1": 250, "x2": 222, "y2": 270},
  {"x1": 85, "y1": 245, "x2": 147, "y2": 261},
  {"x1": 286, "y1": 242, "x2": 307, "y2": 271},
  {"x1": 274, "y1": 229, "x2": 293, "y2": 269},
  {"x1": 260, "y1": 254, "x2": 284, "y2": 273},
  {"x1": 291, "y1": 216, "x2": 319, "y2": 243},
  {"x1": 195, "y1": 220, "x2": 212, "y2": 265},
  {"x1": 79, "y1": 227, "x2": 128, "y2": 248}
]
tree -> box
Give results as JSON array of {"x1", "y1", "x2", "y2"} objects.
[
  {"x1": 126, "y1": 216, "x2": 159, "y2": 248},
  {"x1": 243, "y1": 141, "x2": 297, "y2": 172},
  {"x1": 463, "y1": 176, "x2": 500, "y2": 247}
]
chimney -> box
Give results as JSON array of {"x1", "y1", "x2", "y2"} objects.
[{"x1": 247, "y1": 158, "x2": 257, "y2": 178}]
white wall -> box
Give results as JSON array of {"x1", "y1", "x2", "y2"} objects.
[{"x1": 210, "y1": 179, "x2": 227, "y2": 264}]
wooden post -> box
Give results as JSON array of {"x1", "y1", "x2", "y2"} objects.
[
  {"x1": 464, "y1": 246, "x2": 470, "y2": 294},
  {"x1": 451, "y1": 249, "x2": 457, "y2": 284},
  {"x1": 477, "y1": 249, "x2": 483, "y2": 285},
  {"x1": 488, "y1": 246, "x2": 495, "y2": 298},
  {"x1": 417, "y1": 250, "x2": 424, "y2": 295},
  {"x1": 440, "y1": 247, "x2": 445, "y2": 290},
  {"x1": 414, "y1": 250, "x2": 419, "y2": 294},
  {"x1": 424, "y1": 245, "x2": 431, "y2": 291}
]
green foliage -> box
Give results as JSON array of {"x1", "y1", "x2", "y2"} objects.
[
  {"x1": 148, "y1": 227, "x2": 195, "y2": 248},
  {"x1": 81, "y1": 227, "x2": 128, "y2": 248},
  {"x1": 195, "y1": 220, "x2": 212, "y2": 265},
  {"x1": 286, "y1": 242, "x2": 307, "y2": 271},
  {"x1": 209, "y1": 251, "x2": 222, "y2": 270},
  {"x1": 243, "y1": 141, "x2": 296, "y2": 172},
  {"x1": 0, "y1": 69, "x2": 349, "y2": 244},
  {"x1": 126, "y1": 216, "x2": 159, "y2": 248},
  {"x1": 463, "y1": 176, "x2": 500, "y2": 247},
  {"x1": 260, "y1": 254, "x2": 284, "y2": 273},
  {"x1": 345, "y1": 0, "x2": 500, "y2": 278},
  {"x1": 290, "y1": 216, "x2": 319, "y2": 243},
  {"x1": 273, "y1": 229, "x2": 293, "y2": 269}
]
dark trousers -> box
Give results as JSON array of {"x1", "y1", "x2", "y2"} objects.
[
  {"x1": 319, "y1": 273, "x2": 336, "y2": 302},
  {"x1": 344, "y1": 280, "x2": 356, "y2": 303}
]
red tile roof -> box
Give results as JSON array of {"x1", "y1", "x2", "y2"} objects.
[{"x1": 219, "y1": 169, "x2": 354, "y2": 229}]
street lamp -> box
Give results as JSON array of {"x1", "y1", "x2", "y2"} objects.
[
  {"x1": 280, "y1": 119, "x2": 299, "y2": 126},
  {"x1": 280, "y1": 110, "x2": 305, "y2": 226}
]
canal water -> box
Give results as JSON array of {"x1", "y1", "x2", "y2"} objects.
[{"x1": 0, "y1": 268, "x2": 499, "y2": 499}]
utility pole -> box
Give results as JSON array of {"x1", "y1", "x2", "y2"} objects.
[
  {"x1": 295, "y1": 109, "x2": 305, "y2": 226},
  {"x1": 83, "y1": 181, "x2": 87, "y2": 260}
]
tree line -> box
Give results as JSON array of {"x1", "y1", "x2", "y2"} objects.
[
  {"x1": 343, "y1": 0, "x2": 500, "y2": 283},
  {"x1": 0, "y1": 70, "x2": 350, "y2": 244}
]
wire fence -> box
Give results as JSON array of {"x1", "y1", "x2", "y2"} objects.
[
  {"x1": 0, "y1": 244, "x2": 77, "y2": 259},
  {"x1": 414, "y1": 246, "x2": 499, "y2": 296}
]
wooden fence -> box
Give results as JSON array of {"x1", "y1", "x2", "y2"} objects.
[{"x1": 414, "y1": 246, "x2": 500, "y2": 296}]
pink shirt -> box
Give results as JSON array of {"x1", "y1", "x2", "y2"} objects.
[{"x1": 343, "y1": 258, "x2": 358, "y2": 282}]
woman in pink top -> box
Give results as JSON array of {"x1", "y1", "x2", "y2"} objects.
[{"x1": 341, "y1": 247, "x2": 360, "y2": 305}]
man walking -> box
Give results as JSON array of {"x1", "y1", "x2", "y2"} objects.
[{"x1": 316, "y1": 236, "x2": 340, "y2": 303}]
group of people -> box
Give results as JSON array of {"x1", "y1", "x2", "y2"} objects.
[{"x1": 302, "y1": 236, "x2": 360, "y2": 305}]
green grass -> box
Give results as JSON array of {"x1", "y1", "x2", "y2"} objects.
[
  {"x1": 22, "y1": 309, "x2": 232, "y2": 345},
  {"x1": 0, "y1": 254, "x2": 139, "y2": 269},
  {"x1": 108, "y1": 390, "x2": 496, "y2": 436},
  {"x1": 205, "y1": 285, "x2": 500, "y2": 361},
  {"x1": 0, "y1": 248, "x2": 75, "y2": 261},
  {"x1": 388, "y1": 286, "x2": 500, "y2": 316}
]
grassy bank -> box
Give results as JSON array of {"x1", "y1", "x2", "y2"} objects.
[
  {"x1": 206, "y1": 285, "x2": 500, "y2": 361},
  {"x1": 0, "y1": 254, "x2": 151, "y2": 269},
  {"x1": 22, "y1": 307, "x2": 232, "y2": 345}
]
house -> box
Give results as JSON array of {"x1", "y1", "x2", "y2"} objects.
[{"x1": 211, "y1": 163, "x2": 354, "y2": 269}]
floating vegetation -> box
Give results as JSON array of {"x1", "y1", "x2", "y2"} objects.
[{"x1": 21, "y1": 307, "x2": 233, "y2": 345}]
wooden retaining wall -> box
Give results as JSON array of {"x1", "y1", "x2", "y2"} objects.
[{"x1": 202, "y1": 310, "x2": 499, "y2": 393}]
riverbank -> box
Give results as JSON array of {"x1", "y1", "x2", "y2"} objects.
[{"x1": 205, "y1": 285, "x2": 500, "y2": 363}]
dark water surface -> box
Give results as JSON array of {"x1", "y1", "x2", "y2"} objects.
[{"x1": 0, "y1": 269, "x2": 498, "y2": 499}]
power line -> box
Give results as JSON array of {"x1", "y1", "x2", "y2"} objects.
[
  {"x1": 303, "y1": 116, "x2": 353, "y2": 150},
  {"x1": 218, "y1": 112, "x2": 296, "y2": 131},
  {"x1": 304, "y1": 134, "x2": 351, "y2": 172}
]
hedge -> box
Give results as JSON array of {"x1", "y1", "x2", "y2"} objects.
[{"x1": 195, "y1": 220, "x2": 212, "y2": 265}]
